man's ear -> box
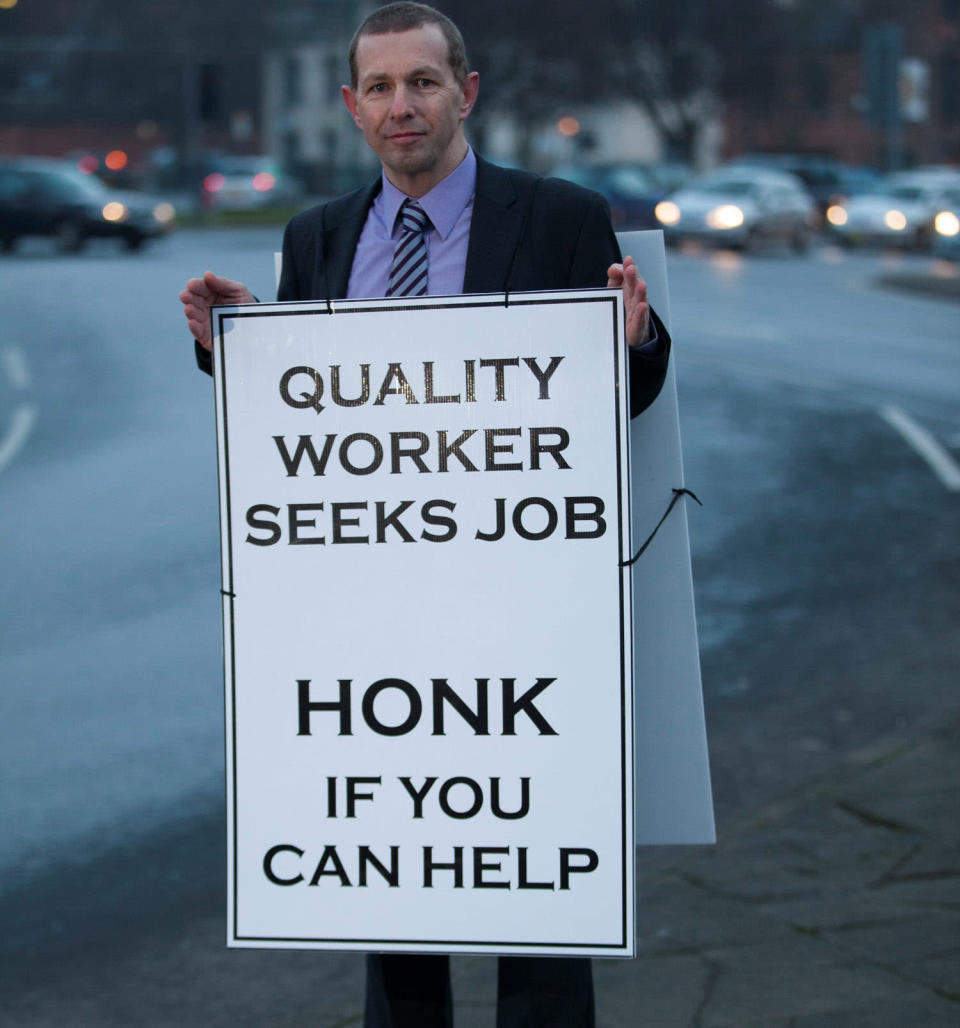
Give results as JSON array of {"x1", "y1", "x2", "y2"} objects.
[
  {"x1": 459, "y1": 71, "x2": 479, "y2": 121},
  {"x1": 342, "y1": 85, "x2": 361, "y2": 127}
]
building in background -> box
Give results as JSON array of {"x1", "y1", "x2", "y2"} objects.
[
  {"x1": 722, "y1": 0, "x2": 959, "y2": 170},
  {"x1": 1, "y1": 0, "x2": 955, "y2": 192},
  {"x1": 260, "y1": 0, "x2": 373, "y2": 194}
]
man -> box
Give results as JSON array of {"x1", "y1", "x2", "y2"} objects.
[{"x1": 181, "y1": 4, "x2": 669, "y2": 1025}]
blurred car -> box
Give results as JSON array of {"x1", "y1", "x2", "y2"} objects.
[
  {"x1": 549, "y1": 162, "x2": 664, "y2": 229},
  {"x1": 825, "y1": 170, "x2": 960, "y2": 250},
  {"x1": 733, "y1": 153, "x2": 854, "y2": 218},
  {"x1": 0, "y1": 158, "x2": 175, "y2": 253},
  {"x1": 640, "y1": 161, "x2": 692, "y2": 196},
  {"x1": 654, "y1": 166, "x2": 816, "y2": 251},
  {"x1": 828, "y1": 165, "x2": 881, "y2": 204},
  {"x1": 200, "y1": 155, "x2": 305, "y2": 211},
  {"x1": 931, "y1": 186, "x2": 960, "y2": 260}
]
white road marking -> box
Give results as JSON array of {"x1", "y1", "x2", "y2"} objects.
[
  {"x1": 1, "y1": 346, "x2": 31, "y2": 389},
  {"x1": 879, "y1": 405, "x2": 960, "y2": 492},
  {"x1": 0, "y1": 347, "x2": 36, "y2": 475},
  {"x1": 0, "y1": 405, "x2": 38, "y2": 475}
]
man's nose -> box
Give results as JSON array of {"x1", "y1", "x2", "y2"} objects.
[{"x1": 388, "y1": 85, "x2": 415, "y2": 117}]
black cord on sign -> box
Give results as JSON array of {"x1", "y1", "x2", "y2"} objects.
[{"x1": 620, "y1": 488, "x2": 702, "y2": 568}]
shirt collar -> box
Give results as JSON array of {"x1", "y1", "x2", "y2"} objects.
[{"x1": 381, "y1": 147, "x2": 477, "y2": 241}]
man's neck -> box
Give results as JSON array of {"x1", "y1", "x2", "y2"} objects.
[{"x1": 383, "y1": 140, "x2": 470, "y2": 198}]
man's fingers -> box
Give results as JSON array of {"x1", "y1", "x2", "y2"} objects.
[
  {"x1": 617, "y1": 256, "x2": 653, "y2": 348},
  {"x1": 606, "y1": 261, "x2": 625, "y2": 288},
  {"x1": 187, "y1": 314, "x2": 212, "y2": 351},
  {"x1": 180, "y1": 269, "x2": 254, "y2": 352},
  {"x1": 179, "y1": 288, "x2": 205, "y2": 307},
  {"x1": 184, "y1": 275, "x2": 218, "y2": 301},
  {"x1": 202, "y1": 270, "x2": 237, "y2": 292},
  {"x1": 202, "y1": 270, "x2": 254, "y2": 303}
]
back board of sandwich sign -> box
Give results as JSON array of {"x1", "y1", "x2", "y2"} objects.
[{"x1": 618, "y1": 230, "x2": 714, "y2": 845}]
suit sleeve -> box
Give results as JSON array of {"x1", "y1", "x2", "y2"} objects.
[
  {"x1": 195, "y1": 337, "x2": 212, "y2": 376},
  {"x1": 568, "y1": 192, "x2": 671, "y2": 419},
  {"x1": 628, "y1": 308, "x2": 670, "y2": 419}
]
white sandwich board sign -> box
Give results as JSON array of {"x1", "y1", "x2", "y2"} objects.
[{"x1": 213, "y1": 290, "x2": 640, "y2": 955}]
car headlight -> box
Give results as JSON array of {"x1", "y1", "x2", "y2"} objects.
[
  {"x1": 153, "y1": 201, "x2": 176, "y2": 224},
  {"x1": 884, "y1": 209, "x2": 907, "y2": 231},
  {"x1": 934, "y1": 210, "x2": 960, "y2": 238},
  {"x1": 706, "y1": 204, "x2": 744, "y2": 230},
  {"x1": 826, "y1": 204, "x2": 848, "y2": 227},
  {"x1": 101, "y1": 201, "x2": 128, "y2": 222},
  {"x1": 655, "y1": 201, "x2": 681, "y2": 226}
]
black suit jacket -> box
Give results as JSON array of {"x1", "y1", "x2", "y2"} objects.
[{"x1": 199, "y1": 155, "x2": 669, "y2": 415}]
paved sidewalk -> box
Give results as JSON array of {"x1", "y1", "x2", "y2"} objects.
[
  {"x1": 4, "y1": 710, "x2": 958, "y2": 1026},
  {"x1": 590, "y1": 706, "x2": 960, "y2": 1026},
  {"x1": 443, "y1": 708, "x2": 959, "y2": 1026}
]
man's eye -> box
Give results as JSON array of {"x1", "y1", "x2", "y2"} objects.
[
  {"x1": 415, "y1": 78, "x2": 434, "y2": 88},
  {"x1": 370, "y1": 83, "x2": 388, "y2": 93}
]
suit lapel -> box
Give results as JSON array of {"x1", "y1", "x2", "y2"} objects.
[
  {"x1": 319, "y1": 180, "x2": 381, "y2": 299},
  {"x1": 463, "y1": 157, "x2": 527, "y2": 294},
  {"x1": 320, "y1": 161, "x2": 527, "y2": 298}
]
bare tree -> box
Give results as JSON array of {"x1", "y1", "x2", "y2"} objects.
[{"x1": 442, "y1": 0, "x2": 861, "y2": 163}]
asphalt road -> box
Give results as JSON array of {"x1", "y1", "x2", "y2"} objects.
[{"x1": 1, "y1": 229, "x2": 957, "y2": 1022}]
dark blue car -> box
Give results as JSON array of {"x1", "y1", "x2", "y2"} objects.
[{"x1": 549, "y1": 163, "x2": 667, "y2": 230}]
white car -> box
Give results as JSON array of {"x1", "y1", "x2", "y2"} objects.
[
  {"x1": 654, "y1": 166, "x2": 815, "y2": 252},
  {"x1": 200, "y1": 156, "x2": 305, "y2": 211},
  {"x1": 826, "y1": 170, "x2": 960, "y2": 250},
  {"x1": 931, "y1": 186, "x2": 960, "y2": 260}
]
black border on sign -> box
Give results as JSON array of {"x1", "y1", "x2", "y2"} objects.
[
  {"x1": 213, "y1": 293, "x2": 633, "y2": 952},
  {"x1": 214, "y1": 315, "x2": 242, "y2": 940}
]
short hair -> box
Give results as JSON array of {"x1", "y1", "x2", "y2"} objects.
[{"x1": 348, "y1": 2, "x2": 470, "y2": 89}]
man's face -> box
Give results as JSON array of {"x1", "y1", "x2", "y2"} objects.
[{"x1": 342, "y1": 24, "x2": 479, "y2": 197}]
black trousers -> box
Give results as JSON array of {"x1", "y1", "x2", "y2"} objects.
[{"x1": 364, "y1": 953, "x2": 595, "y2": 1028}]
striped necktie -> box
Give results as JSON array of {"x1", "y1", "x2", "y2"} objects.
[{"x1": 387, "y1": 199, "x2": 430, "y2": 297}]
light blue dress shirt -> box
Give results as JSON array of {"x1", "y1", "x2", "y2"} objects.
[{"x1": 346, "y1": 148, "x2": 477, "y2": 300}]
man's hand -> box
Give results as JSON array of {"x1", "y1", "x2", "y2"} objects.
[
  {"x1": 179, "y1": 271, "x2": 256, "y2": 352},
  {"x1": 606, "y1": 255, "x2": 652, "y2": 348}
]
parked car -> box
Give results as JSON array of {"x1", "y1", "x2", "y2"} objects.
[
  {"x1": 199, "y1": 155, "x2": 305, "y2": 211},
  {"x1": 654, "y1": 166, "x2": 816, "y2": 251},
  {"x1": 549, "y1": 162, "x2": 664, "y2": 229},
  {"x1": 825, "y1": 169, "x2": 960, "y2": 250},
  {"x1": 0, "y1": 158, "x2": 175, "y2": 253}
]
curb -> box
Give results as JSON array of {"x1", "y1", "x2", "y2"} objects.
[{"x1": 876, "y1": 271, "x2": 960, "y2": 303}]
